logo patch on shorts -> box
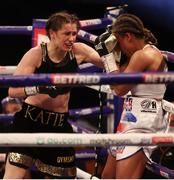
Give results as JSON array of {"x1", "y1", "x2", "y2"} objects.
[
  {"x1": 140, "y1": 99, "x2": 157, "y2": 113},
  {"x1": 123, "y1": 97, "x2": 137, "y2": 122},
  {"x1": 124, "y1": 97, "x2": 133, "y2": 111},
  {"x1": 116, "y1": 146, "x2": 125, "y2": 154},
  {"x1": 110, "y1": 146, "x2": 125, "y2": 156}
]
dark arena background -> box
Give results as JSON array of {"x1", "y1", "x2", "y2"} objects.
[{"x1": 0, "y1": 0, "x2": 174, "y2": 179}]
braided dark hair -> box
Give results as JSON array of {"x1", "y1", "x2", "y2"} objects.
[
  {"x1": 112, "y1": 13, "x2": 158, "y2": 45},
  {"x1": 143, "y1": 28, "x2": 158, "y2": 46}
]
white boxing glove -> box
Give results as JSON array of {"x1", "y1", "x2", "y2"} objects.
[{"x1": 95, "y1": 31, "x2": 121, "y2": 73}]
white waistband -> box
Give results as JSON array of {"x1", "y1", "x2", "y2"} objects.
[{"x1": 126, "y1": 96, "x2": 174, "y2": 114}]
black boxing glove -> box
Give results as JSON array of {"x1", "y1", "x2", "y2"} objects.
[
  {"x1": 95, "y1": 31, "x2": 121, "y2": 73},
  {"x1": 24, "y1": 86, "x2": 61, "y2": 98}
]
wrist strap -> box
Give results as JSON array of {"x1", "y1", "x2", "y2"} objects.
[
  {"x1": 102, "y1": 53, "x2": 119, "y2": 73},
  {"x1": 24, "y1": 86, "x2": 38, "y2": 96}
]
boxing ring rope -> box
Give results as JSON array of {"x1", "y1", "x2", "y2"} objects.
[
  {"x1": 70, "y1": 119, "x2": 100, "y2": 134},
  {"x1": 0, "y1": 132, "x2": 173, "y2": 179},
  {"x1": 0, "y1": 26, "x2": 33, "y2": 35},
  {"x1": 0, "y1": 105, "x2": 113, "y2": 123},
  {"x1": 0, "y1": 149, "x2": 105, "y2": 161},
  {"x1": 0, "y1": 149, "x2": 105, "y2": 162},
  {"x1": 77, "y1": 30, "x2": 97, "y2": 44},
  {"x1": 0, "y1": 132, "x2": 173, "y2": 147},
  {"x1": 162, "y1": 50, "x2": 174, "y2": 62},
  {"x1": 0, "y1": 66, "x2": 16, "y2": 75},
  {"x1": 0, "y1": 17, "x2": 111, "y2": 35},
  {"x1": 75, "y1": 148, "x2": 107, "y2": 159},
  {"x1": 0, "y1": 72, "x2": 174, "y2": 87},
  {"x1": 146, "y1": 161, "x2": 174, "y2": 179},
  {"x1": 77, "y1": 168, "x2": 99, "y2": 179},
  {"x1": 0, "y1": 4, "x2": 127, "y2": 36},
  {"x1": 0, "y1": 131, "x2": 174, "y2": 178}
]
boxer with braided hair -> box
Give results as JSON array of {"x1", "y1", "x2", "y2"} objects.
[{"x1": 95, "y1": 13, "x2": 169, "y2": 179}]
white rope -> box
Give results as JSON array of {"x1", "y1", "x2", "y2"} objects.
[
  {"x1": 0, "y1": 133, "x2": 173, "y2": 147},
  {"x1": 77, "y1": 168, "x2": 99, "y2": 179},
  {"x1": 0, "y1": 66, "x2": 16, "y2": 74}
]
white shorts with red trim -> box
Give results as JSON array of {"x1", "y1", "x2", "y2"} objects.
[{"x1": 111, "y1": 96, "x2": 169, "y2": 161}]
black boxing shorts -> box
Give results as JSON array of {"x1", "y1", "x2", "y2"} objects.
[{"x1": 8, "y1": 102, "x2": 76, "y2": 178}]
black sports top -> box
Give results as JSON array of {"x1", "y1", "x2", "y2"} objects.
[{"x1": 35, "y1": 43, "x2": 78, "y2": 95}]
